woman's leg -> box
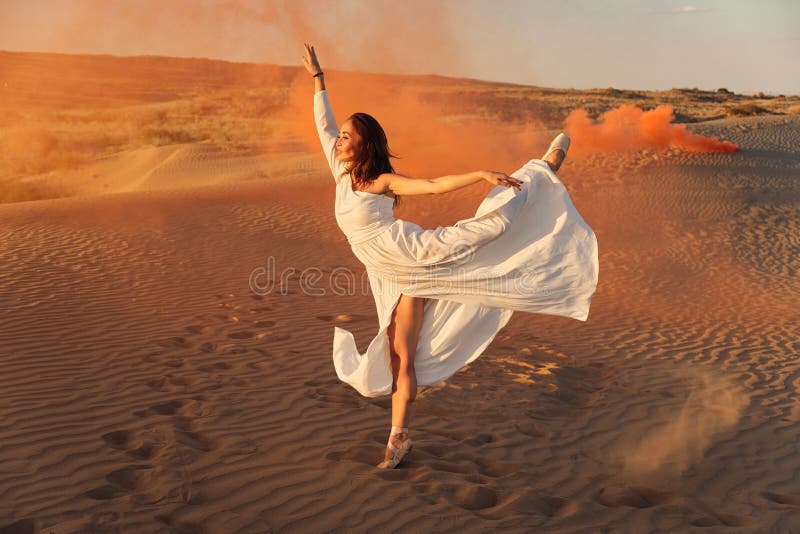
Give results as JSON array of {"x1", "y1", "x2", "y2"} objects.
[{"x1": 385, "y1": 294, "x2": 425, "y2": 447}]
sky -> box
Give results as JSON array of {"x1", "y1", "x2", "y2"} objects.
[{"x1": 1, "y1": 0, "x2": 798, "y2": 95}]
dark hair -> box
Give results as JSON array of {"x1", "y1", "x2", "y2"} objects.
[{"x1": 346, "y1": 112, "x2": 400, "y2": 208}]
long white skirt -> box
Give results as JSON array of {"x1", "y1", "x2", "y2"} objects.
[{"x1": 333, "y1": 159, "x2": 599, "y2": 397}]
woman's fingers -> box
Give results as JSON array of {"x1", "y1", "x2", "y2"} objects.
[{"x1": 503, "y1": 175, "x2": 522, "y2": 190}]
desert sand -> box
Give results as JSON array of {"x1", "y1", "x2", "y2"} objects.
[{"x1": 1, "y1": 52, "x2": 799, "y2": 532}]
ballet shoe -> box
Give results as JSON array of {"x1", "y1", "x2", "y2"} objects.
[
  {"x1": 376, "y1": 436, "x2": 413, "y2": 469},
  {"x1": 542, "y1": 133, "x2": 570, "y2": 172}
]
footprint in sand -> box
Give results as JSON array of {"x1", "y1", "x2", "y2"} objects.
[
  {"x1": 265, "y1": 333, "x2": 292, "y2": 342},
  {"x1": 425, "y1": 428, "x2": 501, "y2": 448},
  {"x1": 161, "y1": 357, "x2": 185, "y2": 369},
  {"x1": 506, "y1": 490, "x2": 578, "y2": 518},
  {"x1": 199, "y1": 342, "x2": 217, "y2": 353},
  {"x1": 105, "y1": 464, "x2": 158, "y2": 492},
  {"x1": 86, "y1": 463, "x2": 178, "y2": 506},
  {"x1": 154, "y1": 516, "x2": 205, "y2": 533},
  {"x1": 690, "y1": 512, "x2": 758, "y2": 527},
  {"x1": 303, "y1": 377, "x2": 339, "y2": 387},
  {"x1": 472, "y1": 456, "x2": 521, "y2": 478},
  {"x1": 46, "y1": 512, "x2": 120, "y2": 532},
  {"x1": 227, "y1": 329, "x2": 269, "y2": 340},
  {"x1": 127, "y1": 440, "x2": 167, "y2": 461},
  {"x1": 411, "y1": 481, "x2": 501, "y2": 511},
  {"x1": 84, "y1": 484, "x2": 127, "y2": 501},
  {"x1": 308, "y1": 387, "x2": 362, "y2": 407},
  {"x1": 247, "y1": 360, "x2": 271, "y2": 371},
  {"x1": 144, "y1": 353, "x2": 185, "y2": 368},
  {"x1": 0, "y1": 519, "x2": 44, "y2": 533},
  {"x1": 303, "y1": 376, "x2": 367, "y2": 408},
  {"x1": 133, "y1": 400, "x2": 188, "y2": 418},
  {"x1": 102, "y1": 429, "x2": 144, "y2": 454},
  {"x1": 173, "y1": 415, "x2": 218, "y2": 452},
  {"x1": 595, "y1": 485, "x2": 677, "y2": 508},
  {"x1": 761, "y1": 491, "x2": 800, "y2": 507},
  {"x1": 184, "y1": 324, "x2": 212, "y2": 335},
  {"x1": 146, "y1": 374, "x2": 200, "y2": 393},
  {"x1": 101, "y1": 428, "x2": 167, "y2": 461},
  {"x1": 515, "y1": 420, "x2": 547, "y2": 437},
  {"x1": 407, "y1": 444, "x2": 520, "y2": 479},
  {"x1": 157, "y1": 336, "x2": 193, "y2": 349},
  {"x1": 197, "y1": 361, "x2": 236, "y2": 373}
]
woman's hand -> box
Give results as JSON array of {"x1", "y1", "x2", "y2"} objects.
[
  {"x1": 303, "y1": 43, "x2": 322, "y2": 76},
  {"x1": 480, "y1": 170, "x2": 522, "y2": 191}
]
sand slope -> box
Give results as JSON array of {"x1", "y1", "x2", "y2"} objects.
[{"x1": 1, "y1": 115, "x2": 799, "y2": 532}]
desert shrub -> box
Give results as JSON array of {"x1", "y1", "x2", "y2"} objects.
[
  {"x1": 0, "y1": 177, "x2": 72, "y2": 203},
  {"x1": 139, "y1": 127, "x2": 199, "y2": 146},
  {"x1": 726, "y1": 103, "x2": 770, "y2": 116},
  {"x1": 0, "y1": 126, "x2": 88, "y2": 176}
]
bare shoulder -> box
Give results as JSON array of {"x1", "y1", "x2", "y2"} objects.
[{"x1": 376, "y1": 173, "x2": 397, "y2": 197}]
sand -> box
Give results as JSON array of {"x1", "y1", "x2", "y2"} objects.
[{"x1": 1, "y1": 53, "x2": 799, "y2": 533}]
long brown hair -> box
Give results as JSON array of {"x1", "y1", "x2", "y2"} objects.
[{"x1": 346, "y1": 112, "x2": 401, "y2": 208}]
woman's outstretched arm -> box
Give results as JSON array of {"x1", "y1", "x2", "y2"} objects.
[
  {"x1": 386, "y1": 170, "x2": 522, "y2": 196},
  {"x1": 304, "y1": 43, "x2": 347, "y2": 182}
]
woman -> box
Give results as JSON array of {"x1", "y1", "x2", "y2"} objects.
[{"x1": 303, "y1": 44, "x2": 598, "y2": 469}]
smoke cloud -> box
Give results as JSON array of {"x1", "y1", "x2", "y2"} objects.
[
  {"x1": 564, "y1": 104, "x2": 739, "y2": 156},
  {"x1": 615, "y1": 369, "x2": 748, "y2": 482}
]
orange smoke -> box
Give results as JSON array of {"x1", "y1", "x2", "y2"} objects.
[
  {"x1": 564, "y1": 104, "x2": 738, "y2": 156},
  {"x1": 284, "y1": 70, "x2": 547, "y2": 181}
]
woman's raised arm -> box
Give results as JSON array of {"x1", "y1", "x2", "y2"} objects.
[
  {"x1": 303, "y1": 43, "x2": 325, "y2": 93},
  {"x1": 305, "y1": 43, "x2": 347, "y2": 183}
]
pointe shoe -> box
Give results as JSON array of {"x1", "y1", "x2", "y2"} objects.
[
  {"x1": 376, "y1": 436, "x2": 413, "y2": 469},
  {"x1": 542, "y1": 133, "x2": 570, "y2": 172}
]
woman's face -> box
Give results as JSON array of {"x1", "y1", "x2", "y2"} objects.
[{"x1": 336, "y1": 120, "x2": 361, "y2": 162}]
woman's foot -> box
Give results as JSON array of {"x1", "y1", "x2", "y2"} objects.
[
  {"x1": 542, "y1": 133, "x2": 570, "y2": 172},
  {"x1": 376, "y1": 431, "x2": 413, "y2": 469}
]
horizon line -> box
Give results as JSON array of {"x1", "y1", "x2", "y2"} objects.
[{"x1": 1, "y1": 48, "x2": 796, "y2": 98}]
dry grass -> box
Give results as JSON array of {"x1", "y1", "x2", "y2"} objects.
[
  {"x1": 726, "y1": 102, "x2": 772, "y2": 117},
  {"x1": 0, "y1": 176, "x2": 72, "y2": 203}
]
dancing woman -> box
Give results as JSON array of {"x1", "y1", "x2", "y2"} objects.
[{"x1": 303, "y1": 43, "x2": 598, "y2": 469}]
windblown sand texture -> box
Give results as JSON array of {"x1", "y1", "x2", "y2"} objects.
[{"x1": 1, "y1": 51, "x2": 799, "y2": 532}]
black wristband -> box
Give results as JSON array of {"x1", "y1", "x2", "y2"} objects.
[{"x1": 312, "y1": 71, "x2": 324, "y2": 78}]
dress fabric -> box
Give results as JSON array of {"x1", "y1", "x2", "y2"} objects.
[{"x1": 314, "y1": 90, "x2": 599, "y2": 398}]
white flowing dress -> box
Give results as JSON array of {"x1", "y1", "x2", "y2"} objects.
[{"x1": 315, "y1": 90, "x2": 599, "y2": 398}]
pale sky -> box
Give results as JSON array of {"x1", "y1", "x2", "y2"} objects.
[{"x1": 1, "y1": 0, "x2": 798, "y2": 95}]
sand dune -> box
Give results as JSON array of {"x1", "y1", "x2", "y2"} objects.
[{"x1": 1, "y1": 52, "x2": 799, "y2": 532}]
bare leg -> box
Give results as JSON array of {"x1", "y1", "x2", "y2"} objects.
[
  {"x1": 382, "y1": 294, "x2": 425, "y2": 464},
  {"x1": 542, "y1": 133, "x2": 570, "y2": 172}
]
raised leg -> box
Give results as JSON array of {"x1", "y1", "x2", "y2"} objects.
[
  {"x1": 542, "y1": 132, "x2": 570, "y2": 172},
  {"x1": 544, "y1": 149, "x2": 566, "y2": 172}
]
